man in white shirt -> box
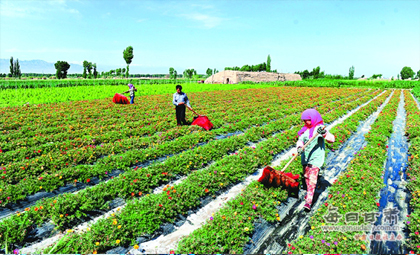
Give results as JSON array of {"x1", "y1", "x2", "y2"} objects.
[{"x1": 173, "y1": 85, "x2": 195, "y2": 126}]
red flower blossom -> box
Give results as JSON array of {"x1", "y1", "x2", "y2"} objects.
[
  {"x1": 138, "y1": 191, "x2": 142, "y2": 196},
  {"x1": 146, "y1": 174, "x2": 150, "y2": 177},
  {"x1": 325, "y1": 202, "x2": 328, "y2": 207},
  {"x1": 169, "y1": 197, "x2": 172, "y2": 200},
  {"x1": 162, "y1": 172, "x2": 168, "y2": 176},
  {"x1": 288, "y1": 244, "x2": 291, "y2": 247},
  {"x1": 65, "y1": 213, "x2": 68, "y2": 216},
  {"x1": 376, "y1": 202, "x2": 380, "y2": 207},
  {"x1": 204, "y1": 189, "x2": 209, "y2": 193},
  {"x1": 34, "y1": 207, "x2": 39, "y2": 211},
  {"x1": 131, "y1": 192, "x2": 135, "y2": 197},
  {"x1": 86, "y1": 178, "x2": 90, "y2": 183},
  {"x1": 158, "y1": 204, "x2": 163, "y2": 207}
]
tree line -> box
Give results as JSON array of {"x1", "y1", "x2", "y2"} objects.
[
  {"x1": 5, "y1": 50, "x2": 420, "y2": 80},
  {"x1": 294, "y1": 66, "x2": 420, "y2": 80},
  {"x1": 224, "y1": 55, "x2": 277, "y2": 73}
]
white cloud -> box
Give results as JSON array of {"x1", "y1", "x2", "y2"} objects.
[
  {"x1": 147, "y1": 1, "x2": 224, "y2": 29},
  {"x1": 182, "y1": 13, "x2": 223, "y2": 28},
  {"x1": 0, "y1": 0, "x2": 80, "y2": 18},
  {"x1": 0, "y1": 1, "x2": 42, "y2": 18},
  {"x1": 137, "y1": 18, "x2": 147, "y2": 23},
  {"x1": 190, "y1": 3, "x2": 214, "y2": 10}
]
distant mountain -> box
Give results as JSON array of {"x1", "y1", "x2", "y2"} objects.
[{"x1": 0, "y1": 59, "x2": 84, "y2": 74}]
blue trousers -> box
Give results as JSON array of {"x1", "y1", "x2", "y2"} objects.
[{"x1": 130, "y1": 96, "x2": 135, "y2": 104}]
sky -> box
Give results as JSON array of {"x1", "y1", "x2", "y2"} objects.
[{"x1": 1, "y1": 0, "x2": 419, "y2": 78}]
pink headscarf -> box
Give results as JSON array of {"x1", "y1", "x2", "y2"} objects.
[
  {"x1": 298, "y1": 109, "x2": 324, "y2": 138},
  {"x1": 128, "y1": 83, "x2": 133, "y2": 89}
]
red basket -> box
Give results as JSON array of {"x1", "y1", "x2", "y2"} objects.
[
  {"x1": 112, "y1": 93, "x2": 129, "y2": 104},
  {"x1": 191, "y1": 115, "x2": 213, "y2": 131}
]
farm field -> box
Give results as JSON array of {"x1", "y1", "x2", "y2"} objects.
[
  {"x1": 0, "y1": 83, "x2": 420, "y2": 254},
  {"x1": 0, "y1": 79, "x2": 419, "y2": 107}
]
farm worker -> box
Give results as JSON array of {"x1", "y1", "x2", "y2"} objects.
[
  {"x1": 296, "y1": 109, "x2": 335, "y2": 211},
  {"x1": 173, "y1": 85, "x2": 196, "y2": 126},
  {"x1": 122, "y1": 83, "x2": 137, "y2": 104}
]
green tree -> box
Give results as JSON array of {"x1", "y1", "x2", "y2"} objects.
[
  {"x1": 400, "y1": 66, "x2": 415, "y2": 80},
  {"x1": 123, "y1": 46, "x2": 134, "y2": 78},
  {"x1": 14, "y1": 59, "x2": 21, "y2": 78},
  {"x1": 86, "y1": 62, "x2": 93, "y2": 78},
  {"x1": 240, "y1": 65, "x2": 251, "y2": 72},
  {"x1": 371, "y1": 74, "x2": 382, "y2": 79},
  {"x1": 213, "y1": 68, "x2": 218, "y2": 74},
  {"x1": 302, "y1": 70, "x2": 310, "y2": 79},
  {"x1": 312, "y1": 66, "x2": 320, "y2": 79},
  {"x1": 349, "y1": 66, "x2": 355, "y2": 80},
  {"x1": 267, "y1": 54, "x2": 271, "y2": 72},
  {"x1": 206, "y1": 68, "x2": 213, "y2": 77},
  {"x1": 116, "y1": 68, "x2": 121, "y2": 76},
  {"x1": 9, "y1": 56, "x2": 14, "y2": 77},
  {"x1": 93, "y1": 63, "x2": 98, "y2": 79},
  {"x1": 173, "y1": 70, "x2": 177, "y2": 80},
  {"x1": 54, "y1": 61, "x2": 70, "y2": 79},
  {"x1": 183, "y1": 68, "x2": 195, "y2": 79},
  {"x1": 82, "y1": 61, "x2": 89, "y2": 78},
  {"x1": 415, "y1": 70, "x2": 420, "y2": 79},
  {"x1": 169, "y1": 67, "x2": 175, "y2": 79}
]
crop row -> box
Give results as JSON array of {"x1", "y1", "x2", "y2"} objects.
[
  {"x1": 285, "y1": 91, "x2": 402, "y2": 254},
  {"x1": 0, "y1": 88, "x2": 376, "y2": 251},
  {"x1": 0, "y1": 87, "x2": 349, "y2": 162},
  {"x1": 0, "y1": 82, "x2": 290, "y2": 108},
  {"x1": 404, "y1": 90, "x2": 420, "y2": 252},
  {"x1": 40, "y1": 89, "x2": 388, "y2": 253},
  {"x1": 411, "y1": 86, "x2": 420, "y2": 98},
  {"x1": 174, "y1": 90, "x2": 393, "y2": 253},
  {"x1": 0, "y1": 87, "x2": 289, "y2": 135},
  {"x1": 0, "y1": 88, "x2": 368, "y2": 205},
  {"x1": 0, "y1": 87, "x2": 349, "y2": 160}
]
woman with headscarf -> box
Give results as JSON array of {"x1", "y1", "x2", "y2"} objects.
[
  {"x1": 122, "y1": 83, "x2": 137, "y2": 104},
  {"x1": 296, "y1": 109, "x2": 335, "y2": 211}
]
